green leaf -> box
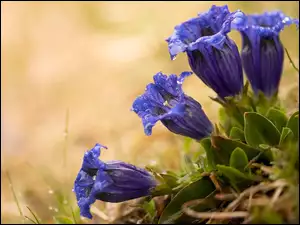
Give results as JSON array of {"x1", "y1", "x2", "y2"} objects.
[
  {"x1": 244, "y1": 112, "x2": 280, "y2": 148},
  {"x1": 216, "y1": 165, "x2": 257, "y2": 190},
  {"x1": 151, "y1": 184, "x2": 172, "y2": 197},
  {"x1": 199, "y1": 138, "x2": 216, "y2": 171},
  {"x1": 53, "y1": 216, "x2": 74, "y2": 224},
  {"x1": 242, "y1": 81, "x2": 250, "y2": 96},
  {"x1": 223, "y1": 99, "x2": 245, "y2": 128},
  {"x1": 158, "y1": 177, "x2": 215, "y2": 224},
  {"x1": 183, "y1": 137, "x2": 193, "y2": 154},
  {"x1": 216, "y1": 165, "x2": 252, "y2": 182},
  {"x1": 251, "y1": 206, "x2": 284, "y2": 224},
  {"x1": 195, "y1": 156, "x2": 207, "y2": 171},
  {"x1": 266, "y1": 108, "x2": 288, "y2": 132},
  {"x1": 211, "y1": 135, "x2": 272, "y2": 166},
  {"x1": 160, "y1": 173, "x2": 178, "y2": 188},
  {"x1": 183, "y1": 154, "x2": 196, "y2": 173},
  {"x1": 229, "y1": 127, "x2": 245, "y2": 142},
  {"x1": 142, "y1": 199, "x2": 156, "y2": 219},
  {"x1": 218, "y1": 107, "x2": 232, "y2": 136},
  {"x1": 255, "y1": 91, "x2": 279, "y2": 116},
  {"x1": 286, "y1": 111, "x2": 299, "y2": 140},
  {"x1": 279, "y1": 127, "x2": 294, "y2": 147},
  {"x1": 229, "y1": 148, "x2": 248, "y2": 172}
]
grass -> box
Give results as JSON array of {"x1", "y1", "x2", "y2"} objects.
[{"x1": 6, "y1": 171, "x2": 24, "y2": 219}]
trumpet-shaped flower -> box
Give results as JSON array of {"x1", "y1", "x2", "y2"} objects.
[
  {"x1": 132, "y1": 71, "x2": 213, "y2": 140},
  {"x1": 74, "y1": 144, "x2": 157, "y2": 219},
  {"x1": 166, "y1": 5, "x2": 245, "y2": 99},
  {"x1": 233, "y1": 10, "x2": 299, "y2": 96}
]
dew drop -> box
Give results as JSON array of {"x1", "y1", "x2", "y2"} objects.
[
  {"x1": 48, "y1": 206, "x2": 53, "y2": 211},
  {"x1": 48, "y1": 190, "x2": 54, "y2": 194},
  {"x1": 63, "y1": 200, "x2": 68, "y2": 205}
]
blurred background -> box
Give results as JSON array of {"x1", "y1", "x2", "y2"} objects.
[{"x1": 1, "y1": 1, "x2": 299, "y2": 223}]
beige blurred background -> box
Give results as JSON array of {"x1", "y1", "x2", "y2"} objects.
[{"x1": 1, "y1": 1, "x2": 299, "y2": 223}]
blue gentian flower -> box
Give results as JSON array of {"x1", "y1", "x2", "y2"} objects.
[
  {"x1": 166, "y1": 5, "x2": 245, "y2": 99},
  {"x1": 73, "y1": 144, "x2": 157, "y2": 219},
  {"x1": 233, "y1": 11, "x2": 299, "y2": 96},
  {"x1": 132, "y1": 71, "x2": 213, "y2": 140}
]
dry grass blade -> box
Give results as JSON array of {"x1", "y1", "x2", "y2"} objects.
[
  {"x1": 26, "y1": 206, "x2": 41, "y2": 224},
  {"x1": 285, "y1": 47, "x2": 299, "y2": 72},
  {"x1": 251, "y1": 163, "x2": 273, "y2": 174},
  {"x1": 270, "y1": 186, "x2": 284, "y2": 206},
  {"x1": 182, "y1": 197, "x2": 248, "y2": 221},
  {"x1": 90, "y1": 205, "x2": 109, "y2": 222},
  {"x1": 247, "y1": 188, "x2": 253, "y2": 211},
  {"x1": 182, "y1": 198, "x2": 209, "y2": 209},
  {"x1": 63, "y1": 108, "x2": 69, "y2": 168},
  {"x1": 6, "y1": 171, "x2": 23, "y2": 217},
  {"x1": 24, "y1": 216, "x2": 37, "y2": 224},
  {"x1": 70, "y1": 206, "x2": 77, "y2": 224},
  {"x1": 182, "y1": 209, "x2": 249, "y2": 220},
  {"x1": 240, "y1": 196, "x2": 270, "y2": 209},
  {"x1": 209, "y1": 172, "x2": 222, "y2": 191},
  {"x1": 224, "y1": 179, "x2": 288, "y2": 212},
  {"x1": 214, "y1": 193, "x2": 237, "y2": 201},
  {"x1": 182, "y1": 180, "x2": 291, "y2": 223},
  {"x1": 242, "y1": 215, "x2": 253, "y2": 224}
]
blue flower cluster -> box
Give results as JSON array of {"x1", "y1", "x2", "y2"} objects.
[
  {"x1": 74, "y1": 5, "x2": 298, "y2": 219},
  {"x1": 133, "y1": 5, "x2": 298, "y2": 140}
]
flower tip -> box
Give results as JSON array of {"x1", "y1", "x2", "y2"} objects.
[
  {"x1": 94, "y1": 143, "x2": 108, "y2": 150},
  {"x1": 144, "y1": 124, "x2": 153, "y2": 136},
  {"x1": 178, "y1": 71, "x2": 193, "y2": 84},
  {"x1": 81, "y1": 211, "x2": 93, "y2": 220},
  {"x1": 231, "y1": 10, "x2": 246, "y2": 24},
  {"x1": 169, "y1": 51, "x2": 177, "y2": 60}
]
